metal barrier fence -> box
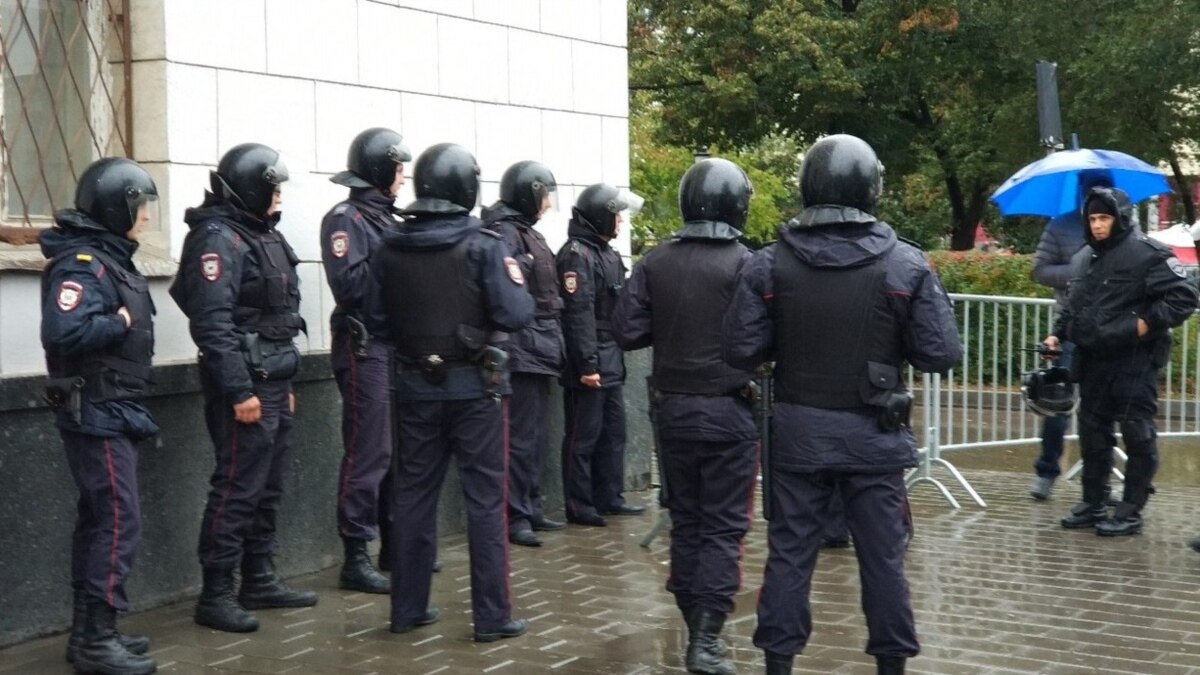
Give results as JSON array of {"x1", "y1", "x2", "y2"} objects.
[{"x1": 907, "y1": 293, "x2": 1200, "y2": 509}]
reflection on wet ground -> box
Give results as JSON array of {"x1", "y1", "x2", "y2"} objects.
[{"x1": 6, "y1": 461, "x2": 1200, "y2": 674}]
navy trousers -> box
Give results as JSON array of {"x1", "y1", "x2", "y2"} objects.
[
  {"x1": 1078, "y1": 357, "x2": 1159, "y2": 507},
  {"x1": 754, "y1": 469, "x2": 919, "y2": 658},
  {"x1": 64, "y1": 430, "x2": 141, "y2": 611},
  {"x1": 197, "y1": 375, "x2": 294, "y2": 569},
  {"x1": 507, "y1": 373, "x2": 552, "y2": 534},
  {"x1": 331, "y1": 333, "x2": 393, "y2": 541},
  {"x1": 561, "y1": 385, "x2": 627, "y2": 519},
  {"x1": 661, "y1": 437, "x2": 757, "y2": 615},
  {"x1": 389, "y1": 397, "x2": 512, "y2": 631}
]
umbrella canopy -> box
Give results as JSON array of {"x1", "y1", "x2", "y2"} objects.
[
  {"x1": 991, "y1": 148, "x2": 1171, "y2": 217},
  {"x1": 1148, "y1": 223, "x2": 1198, "y2": 265}
]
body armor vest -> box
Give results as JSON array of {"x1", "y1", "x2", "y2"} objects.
[
  {"x1": 45, "y1": 248, "x2": 154, "y2": 401},
  {"x1": 514, "y1": 224, "x2": 562, "y2": 319},
  {"x1": 226, "y1": 222, "x2": 303, "y2": 341},
  {"x1": 644, "y1": 240, "x2": 749, "y2": 394},
  {"x1": 772, "y1": 246, "x2": 903, "y2": 409},
  {"x1": 377, "y1": 236, "x2": 486, "y2": 361},
  {"x1": 592, "y1": 247, "x2": 624, "y2": 341}
]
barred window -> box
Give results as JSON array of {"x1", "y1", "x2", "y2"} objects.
[{"x1": 0, "y1": 0, "x2": 130, "y2": 227}]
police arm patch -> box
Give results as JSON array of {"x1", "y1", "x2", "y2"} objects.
[
  {"x1": 57, "y1": 280, "x2": 83, "y2": 312},
  {"x1": 504, "y1": 256, "x2": 525, "y2": 285},
  {"x1": 330, "y1": 231, "x2": 350, "y2": 258},
  {"x1": 1168, "y1": 256, "x2": 1187, "y2": 278},
  {"x1": 200, "y1": 253, "x2": 222, "y2": 282},
  {"x1": 563, "y1": 271, "x2": 578, "y2": 294}
]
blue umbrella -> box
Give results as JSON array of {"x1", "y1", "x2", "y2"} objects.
[{"x1": 991, "y1": 148, "x2": 1172, "y2": 217}]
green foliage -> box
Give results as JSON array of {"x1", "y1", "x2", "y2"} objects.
[{"x1": 926, "y1": 251, "x2": 1051, "y2": 299}]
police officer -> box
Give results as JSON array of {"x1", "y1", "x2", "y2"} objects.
[
  {"x1": 375, "y1": 143, "x2": 533, "y2": 641},
  {"x1": 612, "y1": 158, "x2": 757, "y2": 675},
  {"x1": 171, "y1": 143, "x2": 316, "y2": 633},
  {"x1": 483, "y1": 160, "x2": 566, "y2": 547},
  {"x1": 557, "y1": 184, "x2": 645, "y2": 526},
  {"x1": 41, "y1": 158, "x2": 159, "y2": 675},
  {"x1": 1048, "y1": 187, "x2": 1198, "y2": 536},
  {"x1": 321, "y1": 127, "x2": 410, "y2": 592},
  {"x1": 724, "y1": 135, "x2": 962, "y2": 675}
]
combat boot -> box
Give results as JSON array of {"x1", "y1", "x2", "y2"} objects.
[
  {"x1": 684, "y1": 606, "x2": 728, "y2": 657},
  {"x1": 1060, "y1": 501, "x2": 1107, "y2": 529},
  {"x1": 73, "y1": 600, "x2": 156, "y2": 675},
  {"x1": 238, "y1": 554, "x2": 318, "y2": 609},
  {"x1": 339, "y1": 538, "x2": 389, "y2": 594},
  {"x1": 195, "y1": 567, "x2": 258, "y2": 633},
  {"x1": 876, "y1": 655, "x2": 906, "y2": 674},
  {"x1": 764, "y1": 651, "x2": 793, "y2": 674},
  {"x1": 1095, "y1": 502, "x2": 1142, "y2": 537},
  {"x1": 67, "y1": 590, "x2": 149, "y2": 663},
  {"x1": 685, "y1": 608, "x2": 735, "y2": 675}
]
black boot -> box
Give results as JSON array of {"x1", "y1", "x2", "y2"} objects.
[
  {"x1": 686, "y1": 608, "x2": 735, "y2": 675},
  {"x1": 238, "y1": 554, "x2": 318, "y2": 609},
  {"x1": 876, "y1": 655, "x2": 906, "y2": 674},
  {"x1": 1095, "y1": 502, "x2": 1143, "y2": 537},
  {"x1": 764, "y1": 651, "x2": 793, "y2": 674},
  {"x1": 683, "y1": 606, "x2": 729, "y2": 657},
  {"x1": 195, "y1": 567, "x2": 258, "y2": 633},
  {"x1": 67, "y1": 590, "x2": 150, "y2": 663},
  {"x1": 73, "y1": 601, "x2": 157, "y2": 675},
  {"x1": 339, "y1": 538, "x2": 389, "y2": 594},
  {"x1": 1061, "y1": 501, "x2": 1107, "y2": 529}
]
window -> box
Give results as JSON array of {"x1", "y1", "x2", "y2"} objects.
[{"x1": 0, "y1": 0, "x2": 130, "y2": 226}]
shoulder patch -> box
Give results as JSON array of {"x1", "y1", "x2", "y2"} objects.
[
  {"x1": 504, "y1": 256, "x2": 525, "y2": 285},
  {"x1": 563, "y1": 271, "x2": 578, "y2": 294},
  {"x1": 330, "y1": 231, "x2": 350, "y2": 258},
  {"x1": 1168, "y1": 256, "x2": 1187, "y2": 278},
  {"x1": 56, "y1": 280, "x2": 83, "y2": 312},
  {"x1": 200, "y1": 253, "x2": 222, "y2": 282}
]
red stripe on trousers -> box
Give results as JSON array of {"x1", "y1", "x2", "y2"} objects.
[{"x1": 103, "y1": 440, "x2": 120, "y2": 607}]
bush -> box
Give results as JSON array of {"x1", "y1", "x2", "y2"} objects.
[{"x1": 926, "y1": 251, "x2": 1051, "y2": 299}]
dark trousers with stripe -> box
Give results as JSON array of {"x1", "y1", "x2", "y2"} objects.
[
  {"x1": 507, "y1": 373, "x2": 551, "y2": 533},
  {"x1": 389, "y1": 397, "x2": 511, "y2": 631},
  {"x1": 197, "y1": 374, "x2": 294, "y2": 569},
  {"x1": 64, "y1": 430, "x2": 142, "y2": 611},
  {"x1": 662, "y1": 437, "x2": 758, "y2": 615},
  {"x1": 331, "y1": 333, "x2": 393, "y2": 541},
  {"x1": 754, "y1": 470, "x2": 919, "y2": 658},
  {"x1": 561, "y1": 385, "x2": 627, "y2": 519}
]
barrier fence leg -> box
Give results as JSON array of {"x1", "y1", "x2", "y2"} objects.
[{"x1": 905, "y1": 374, "x2": 986, "y2": 509}]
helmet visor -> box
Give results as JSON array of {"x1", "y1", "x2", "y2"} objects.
[
  {"x1": 534, "y1": 180, "x2": 559, "y2": 216},
  {"x1": 616, "y1": 188, "x2": 644, "y2": 219}
]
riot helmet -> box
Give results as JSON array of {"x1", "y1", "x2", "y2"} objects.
[
  {"x1": 211, "y1": 143, "x2": 289, "y2": 216},
  {"x1": 573, "y1": 183, "x2": 627, "y2": 238},
  {"x1": 799, "y1": 134, "x2": 883, "y2": 214},
  {"x1": 499, "y1": 160, "x2": 558, "y2": 219},
  {"x1": 412, "y1": 143, "x2": 480, "y2": 210},
  {"x1": 331, "y1": 127, "x2": 411, "y2": 192},
  {"x1": 679, "y1": 157, "x2": 753, "y2": 231},
  {"x1": 74, "y1": 158, "x2": 158, "y2": 235},
  {"x1": 1021, "y1": 365, "x2": 1077, "y2": 417}
]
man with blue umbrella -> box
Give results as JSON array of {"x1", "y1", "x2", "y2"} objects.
[{"x1": 1045, "y1": 186, "x2": 1197, "y2": 536}]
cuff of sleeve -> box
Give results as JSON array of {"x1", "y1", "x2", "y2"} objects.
[{"x1": 229, "y1": 389, "x2": 255, "y2": 404}]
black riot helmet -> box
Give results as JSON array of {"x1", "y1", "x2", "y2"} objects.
[
  {"x1": 330, "y1": 127, "x2": 412, "y2": 192},
  {"x1": 499, "y1": 160, "x2": 558, "y2": 219},
  {"x1": 799, "y1": 134, "x2": 883, "y2": 214},
  {"x1": 573, "y1": 183, "x2": 627, "y2": 238},
  {"x1": 1021, "y1": 365, "x2": 1078, "y2": 417},
  {"x1": 412, "y1": 143, "x2": 480, "y2": 210},
  {"x1": 679, "y1": 158, "x2": 753, "y2": 231},
  {"x1": 211, "y1": 143, "x2": 289, "y2": 216},
  {"x1": 74, "y1": 158, "x2": 159, "y2": 235}
]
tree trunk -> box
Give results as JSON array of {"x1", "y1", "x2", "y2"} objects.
[
  {"x1": 1167, "y1": 151, "x2": 1196, "y2": 225},
  {"x1": 930, "y1": 144, "x2": 976, "y2": 250}
]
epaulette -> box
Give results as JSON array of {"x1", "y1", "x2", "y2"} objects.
[
  {"x1": 479, "y1": 228, "x2": 502, "y2": 239},
  {"x1": 75, "y1": 253, "x2": 93, "y2": 263},
  {"x1": 897, "y1": 235, "x2": 925, "y2": 252},
  {"x1": 333, "y1": 204, "x2": 349, "y2": 216}
]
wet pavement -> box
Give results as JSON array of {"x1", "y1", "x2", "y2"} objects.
[{"x1": 6, "y1": 454, "x2": 1200, "y2": 674}]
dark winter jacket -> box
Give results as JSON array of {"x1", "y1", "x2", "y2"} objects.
[{"x1": 1032, "y1": 211, "x2": 1087, "y2": 309}]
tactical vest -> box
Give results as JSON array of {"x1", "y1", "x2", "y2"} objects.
[
  {"x1": 772, "y1": 246, "x2": 903, "y2": 409},
  {"x1": 44, "y1": 248, "x2": 154, "y2": 402},
  {"x1": 592, "y1": 247, "x2": 624, "y2": 341},
  {"x1": 644, "y1": 240, "x2": 750, "y2": 394},
  {"x1": 514, "y1": 224, "x2": 562, "y2": 320},
  {"x1": 225, "y1": 221, "x2": 304, "y2": 342},
  {"x1": 376, "y1": 235, "x2": 486, "y2": 361}
]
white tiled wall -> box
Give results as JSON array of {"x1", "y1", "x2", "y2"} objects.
[{"x1": 0, "y1": 0, "x2": 629, "y2": 375}]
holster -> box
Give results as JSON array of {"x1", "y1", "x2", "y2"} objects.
[
  {"x1": 876, "y1": 390, "x2": 914, "y2": 432},
  {"x1": 44, "y1": 376, "x2": 85, "y2": 425},
  {"x1": 239, "y1": 331, "x2": 298, "y2": 381},
  {"x1": 346, "y1": 315, "x2": 371, "y2": 360},
  {"x1": 457, "y1": 324, "x2": 509, "y2": 397}
]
